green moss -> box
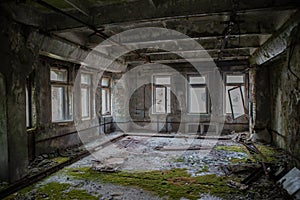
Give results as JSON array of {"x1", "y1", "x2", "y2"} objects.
[
  {"x1": 229, "y1": 157, "x2": 248, "y2": 164},
  {"x1": 66, "y1": 167, "x2": 241, "y2": 200},
  {"x1": 51, "y1": 157, "x2": 69, "y2": 164},
  {"x1": 4, "y1": 182, "x2": 98, "y2": 200},
  {"x1": 197, "y1": 165, "x2": 209, "y2": 173},
  {"x1": 4, "y1": 185, "x2": 35, "y2": 200},
  {"x1": 214, "y1": 145, "x2": 247, "y2": 153},
  {"x1": 255, "y1": 145, "x2": 278, "y2": 162},
  {"x1": 215, "y1": 145, "x2": 278, "y2": 163}
]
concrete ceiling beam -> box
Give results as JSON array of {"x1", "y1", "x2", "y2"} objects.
[
  {"x1": 29, "y1": 32, "x2": 126, "y2": 72},
  {"x1": 41, "y1": 0, "x2": 298, "y2": 31},
  {"x1": 64, "y1": 0, "x2": 90, "y2": 16},
  {"x1": 82, "y1": 34, "x2": 268, "y2": 53},
  {"x1": 126, "y1": 56, "x2": 250, "y2": 65},
  {"x1": 124, "y1": 48, "x2": 252, "y2": 62},
  {"x1": 251, "y1": 11, "x2": 300, "y2": 65}
]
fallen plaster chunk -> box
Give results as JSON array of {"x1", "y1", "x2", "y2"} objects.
[{"x1": 278, "y1": 167, "x2": 300, "y2": 199}]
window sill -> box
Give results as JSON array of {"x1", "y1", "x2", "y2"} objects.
[
  {"x1": 101, "y1": 115, "x2": 112, "y2": 118},
  {"x1": 187, "y1": 113, "x2": 210, "y2": 116},
  {"x1": 52, "y1": 121, "x2": 73, "y2": 126}
]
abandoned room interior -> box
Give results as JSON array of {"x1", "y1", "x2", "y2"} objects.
[{"x1": 0, "y1": 0, "x2": 300, "y2": 199}]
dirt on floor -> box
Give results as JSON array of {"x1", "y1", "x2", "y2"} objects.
[{"x1": 4, "y1": 133, "x2": 293, "y2": 200}]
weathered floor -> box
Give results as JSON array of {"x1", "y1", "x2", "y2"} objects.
[{"x1": 4, "y1": 133, "x2": 291, "y2": 200}]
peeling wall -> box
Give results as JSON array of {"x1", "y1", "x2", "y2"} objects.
[
  {"x1": 254, "y1": 26, "x2": 300, "y2": 166},
  {"x1": 269, "y1": 41, "x2": 300, "y2": 165},
  {"x1": 0, "y1": 7, "x2": 40, "y2": 182}
]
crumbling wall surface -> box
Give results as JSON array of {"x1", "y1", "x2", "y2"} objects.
[
  {"x1": 253, "y1": 66, "x2": 271, "y2": 130},
  {"x1": 269, "y1": 30, "x2": 300, "y2": 164},
  {"x1": 0, "y1": 6, "x2": 40, "y2": 182}
]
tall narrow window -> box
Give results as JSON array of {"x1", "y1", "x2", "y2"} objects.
[
  {"x1": 51, "y1": 68, "x2": 73, "y2": 122},
  {"x1": 153, "y1": 76, "x2": 171, "y2": 114},
  {"x1": 26, "y1": 74, "x2": 36, "y2": 129},
  {"x1": 81, "y1": 73, "x2": 91, "y2": 119},
  {"x1": 188, "y1": 75, "x2": 208, "y2": 114},
  {"x1": 225, "y1": 75, "x2": 245, "y2": 115},
  {"x1": 101, "y1": 77, "x2": 111, "y2": 115},
  {"x1": 26, "y1": 81, "x2": 32, "y2": 128}
]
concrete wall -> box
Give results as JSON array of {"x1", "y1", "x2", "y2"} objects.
[
  {"x1": 0, "y1": 8, "x2": 38, "y2": 181},
  {"x1": 269, "y1": 44, "x2": 300, "y2": 165},
  {"x1": 253, "y1": 26, "x2": 300, "y2": 166},
  {"x1": 0, "y1": 73, "x2": 8, "y2": 180},
  {"x1": 115, "y1": 64, "x2": 249, "y2": 134},
  {"x1": 34, "y1": 57, "x2": 115, "y2": 155}
]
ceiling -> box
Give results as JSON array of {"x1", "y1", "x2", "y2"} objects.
[{"x1": 8, "y1": 0, "x2": 300, "y2": 66}]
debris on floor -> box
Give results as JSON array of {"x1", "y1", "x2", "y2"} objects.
[{"x1": 2, "y1": 133, "x2": 295, "y2": 200}]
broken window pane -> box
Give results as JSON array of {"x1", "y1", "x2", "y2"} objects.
[
  {"x1": 228, "y1": 86, "x2": 245, "y2": 119},
  {"x1": 226, "y1": 86, "x2": 245, "y2": 113},
  {"x1": 225, "y1": 74, "x2": 245, "y2": 114}
]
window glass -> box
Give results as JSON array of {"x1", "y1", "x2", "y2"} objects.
[
  {"x1": 228, "y1": 87, "x2": 245, "y2": 118},
  {"x1": 155, "y1": 76, "x2": 171, "y2": 85},
  {"x1": 26, "y1": 85, "x2": 30, "y2": 127},
  {"x1": 225, "y1": 74, "x2": 245, "y2": 115},
  {"x1": 51, "y1": 68, "x2": 73, "y2": 122},
  {"x1": 153, "y1": 75, "x2": 171, "y2": 114},
  {"x1": 226, "y1": 75, "x2": 244, "y2": 84},
  {"x1": 188, "y1": 75, "x2": 207, "y2": 114},
  {"x1": 102, "y1": 89, "x2": 110, "y2": 115},
  {"x1": 50, "y1": 69, "x2": 67, "y2": 82},
  {"x1": 189, "y1": 76, "x2": 206, "y2": 84},
  {"x1": 81, "y1": 88, "x2": 90, "y2": 118},
  {"x1": 189, "y1": 87, "x2": 207, "y2": 113},
  {"x1": 81, "y1": 74, "x2": 91, "y2": 84},
  {"x1": 101, "y1": 77, "x2": 110, "y2": 87},
  {"x1": 101, "y1": 77, "x2": 111, "y2": 115}
]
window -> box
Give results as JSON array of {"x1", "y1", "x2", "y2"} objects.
[
  {"x1": 153, "y1": 76, "x2": 171, "y2": 114},
  {"x1": 51, "y1": 68, "x2": 73, "y2": 122},
  {"x1": 81, "y1": 73, "x2": 91, "y2": 119},
  {"x1": 225, "y1": 75, "x2": 245, "y2": 116},
  {"x1": 26, "y1": 80, "x2": 33, "y2": 128},
  {"x1": 188, "y1": 75, "x2": 208, "y2": 114},
  {"x1": 26, "y1": 73, "x2": 36, "y2": 129},
  {"x1": 101, "y1": 77, "x2": 111, "y2": 115}
]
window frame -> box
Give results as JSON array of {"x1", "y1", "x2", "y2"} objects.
[
  {"x1": 50, "y1": 67, "x2": 74, "y2": 123},
  {"x1": 224, "y1": 73, "x2": 246, "y2": 115},
  {"x1": 81, "y1": 73, "x2": 92, "y2": 120},
  {"x1": 26, "y1": 78, "x2": 34, "y2": 129},
  {"x1": 152, "y1": 75, "x2": 171, "y2": 114},
  {"x1": 187, "y1": 74, "x2": 209, "y2": 114},
  {"x1": 101, "y1": 77, "x2": 111, "y2": 116}
]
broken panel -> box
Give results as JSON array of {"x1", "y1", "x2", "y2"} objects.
[{"x1": 228, "y1": 86, "x2": 245, "y2": 119}]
